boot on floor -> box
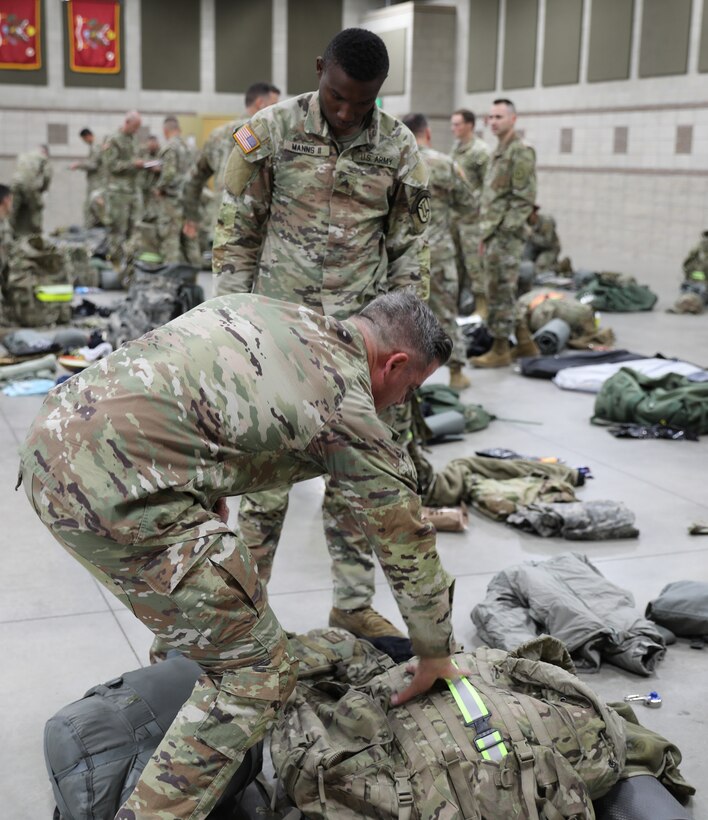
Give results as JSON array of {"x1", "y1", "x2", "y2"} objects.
[{"x1": 470, "y1": 337, "x2": 512, "y2": 368}]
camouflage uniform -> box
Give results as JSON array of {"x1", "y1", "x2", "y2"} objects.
[
  {"x1": 0, "y1": 216, "x2": 12, "y2": 281},
  {"x1": 182, "y1": 117, "x2": 245, "y2": 234},
  {"x1": 213, "y1": 92, "x2": 431, "y2": 609},
  {"x1": 103, "y1": 129, "x2": 141, "y2": 264},
  {"x1": 19, "y1": 293, "x2": 454, "y2": 820},
  {"x1": 75, "y1": 141, "x2": 104, "y2": 228},
  {"x1": 479, "y1": 132, "x2": 536, "y2": 338},
  {"x1": 419, "y1": 145, "x2": 475, "y2": 369},
  {"x1": 682, "y1": 230, "x2": 708, "y2": 278},
  {"x1": 524, "y1": 212, "x2": 560, "y2": 272},
  {"x1": 450, "y1": 135, "x2": 490, "y2": 298},
  {"x1": 9, "y1": 150, "x2": 52, "y2": 236},
  {"x1": 150, "y1": 134, "x2": 193, "y2": 263}
]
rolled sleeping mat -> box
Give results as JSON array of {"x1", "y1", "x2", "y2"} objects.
[
  {"x1": 423, "y1": 410, "x2": 466, "y2": 442},
  {"x1": 533, "y1": 317, "x2": 571, "y2": 355},
  {"x1": 98, "y1": 266, "x2": 124, "y2": 290},
  {"x1": 0, "y1": 352, "x2": 57, "y2": 381},
  {"x1": 573, "y1": 268, "x2": 597, "y2": 289},
  {"x1": 593, "y1": 775, "x2": 693, "y2": 820}
]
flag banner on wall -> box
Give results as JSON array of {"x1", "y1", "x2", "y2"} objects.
[
  {"x1": 0, "y1": 0, "x2": 41, "y2": 70},
  {"x1": 67, "y1": 0, "x2": 120, "y2": 74}
]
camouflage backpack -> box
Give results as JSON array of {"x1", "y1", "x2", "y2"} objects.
[
  {"x1": 272, "y1": 630, "x2": 625, "y2": 820},
  {"x1": 107, "y1": 261, "x2": 204, "y2": 348},
  {"x1": 3, "y1": 235, "x2": 73, "y2": 327}
]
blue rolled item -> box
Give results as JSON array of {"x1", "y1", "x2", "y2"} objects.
[{"x1": 533, "y1": 317, "x2": 571, "y2": 355}]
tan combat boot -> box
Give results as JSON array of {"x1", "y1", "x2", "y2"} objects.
[
  {"x1": 474, "y1": 292, "x2": 489, "y2": 320},
  {"x1": 449, "y1": 363, "x2": 471, "y2": 390},
  {"x1": 470, "y1": 337, "x2": 512, "y2": 368},
  {"x1": 512, "y1": 320, "x2": 540, "y2": 359},
  {"x1": 329, "y1": 606, "x2": 405, "y2": 639}
]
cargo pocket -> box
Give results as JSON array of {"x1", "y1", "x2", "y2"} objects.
[{"x1": 196, "y1": 666, "x2": 282, "y2": 759}]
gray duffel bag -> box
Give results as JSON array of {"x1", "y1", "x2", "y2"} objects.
[{"x1": 646, "y1": 580, "x2": 708, "y2": 643}]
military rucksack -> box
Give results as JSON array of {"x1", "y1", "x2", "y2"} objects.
[
  {"x1": 107, "y1": 261, "x2": 204, "y2": 348},
  {"x1": 271, "y1": 630, "x2": 626, "y2": 820},
  {"x1": 3, "y1": 235, "x2": 73, "y2": 327}
]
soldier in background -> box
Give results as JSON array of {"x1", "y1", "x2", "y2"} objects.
[
  {"x1": 70, "y1": 128, "x2": 103, "y2": 228},
  {"x1": 403, "y1": 113, "x2": 474, "y2": 390},
  {"x1": 449, "y1": 109, "x2": 490, "y2": 317},
  {"x1": 213, "y1": 28, "x2": 431, "y2": 641},
  {"x1": 524, "y1": 204, "x2": 561, "y2": 273},
  {"x1": 103, "y1": 111, "x2": 145, "y2": 267},
  {"x1": 0, "y1": 183, "x2": 13, "y2": 283},
  {"x1": 182, "y1": 82, "x2": 280, "y2": 245},
  {"x1": 20, "y1": 290, "x2": 458, "y2": 820},
  {"x1": 148, "y1": 117, "x2": 193, "y2": 264},
  {"x1": 9, "y1": 145, "x2": 52, "y2": 236},
  {"x1": 137, "y1": 133, "x2": 161, "y2": 219},
  {"x1": 471, "y1": 99, "x2": 538, "y2": 368}
]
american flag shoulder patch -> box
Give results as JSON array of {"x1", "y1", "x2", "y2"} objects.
[{"x1": 233, "y1": 124, "x2": 260, "y2": 154}]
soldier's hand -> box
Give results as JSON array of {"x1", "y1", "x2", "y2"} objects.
[
  {"x1": 134, "y1": 159, "x2": 145, "y2": 169},
  {"x1": 390, "y1": 656, "x2": 466, "y2": 706},
  {"x1": 478, "y1": 241, "x2": 485, "y2": 256},
  {"x1": 183, "y1": 220, "x2": 198, "y2": 239},
  {"x1": 69, "y1": 162, "x2": 80, "y2": 170}
]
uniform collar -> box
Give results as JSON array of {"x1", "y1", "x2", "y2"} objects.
[
  {"x1": 495, "y1": 130, "x2": 520, "y2": 155},
  {"x1": 305, "y1": 92, "x2": 382, "y2": 148}
]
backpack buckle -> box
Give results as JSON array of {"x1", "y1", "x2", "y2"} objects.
[{"x1": 394, "y1": 772, "x2": 413, "y2": 807}]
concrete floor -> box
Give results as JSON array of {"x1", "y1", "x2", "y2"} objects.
[{"x1": 1, "y1": 284, "x2": 706, "y2": 818}]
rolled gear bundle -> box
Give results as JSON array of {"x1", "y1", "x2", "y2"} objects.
[{"x1": 532, "y1": 316, "x2": 571, "y2": 355}]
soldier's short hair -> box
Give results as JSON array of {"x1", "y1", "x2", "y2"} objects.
[
  {"x1": 245, "y1": 82, "x2": 280, "y2": 107},
  {"x1": 493, "y1": 98, "x2": 516, "y2": 113},
  {"x1": 323, "y1": 28, "x2": 389, "y2": 82},
  {"x1": 79, "y1": 127, "x2": 93, "y2": 138},
  {"x1": 453, "y1": 109, "x2": 476, "y2": 126},
  {"x1": 402, "y1": 113, "x2": 428, "y2": 136},
  {"x1": 163, "y1": 116, "x2": 180, "y2": 130},
  {"x1": 0, "y1": 183, "x2": 10, "y2": 204},
  {"x1": 358, "y1": 289, "x2": 452, "y2": 366}
]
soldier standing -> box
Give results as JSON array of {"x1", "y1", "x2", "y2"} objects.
[
  {"x1": 450, "y1": 109, "x2": 490, "y2": 317},
  {"x1": 0, "y1": 183, "x2": 13, "y2": 282},
  {"x1": 182, "y1": 82, "x2": 280, "y2": 244},
  {"x1": 20, "y1": 290, "x2": 458, "y2": 820},
  {"x1": 70, "y1": 128, "x2": 103, "y2": 228},
  {"x1": 471, "y1": 99, "x2": 539, "y2": 368},
  {"x1": 149, "y1": 116, "x2": 193, "y2": 264},
  {"x1": 103, "y1": 111, "x2": 145, "y2": 267},
  {"x1": 403, "y1": 113, "x2": 474, "y2": 390},
  {"x1": 213, "y1": 28, "x2": 431, "y2": 641},
  {"x1": 9, "y1": 145, "x2": 52, "y2": 236}
]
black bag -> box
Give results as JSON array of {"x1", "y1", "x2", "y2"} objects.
[
  {"x1": 519, "y1": 349, "x2": 645, "y2": 379},
  {"x1": 44, "y1": 654, "x2": 263, "y2": 820}
]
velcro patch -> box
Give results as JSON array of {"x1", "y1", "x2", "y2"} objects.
[
  {"x1": 233, "y1": 124, "x2": 260, "y2": 154},
  {"x1": 412, "y1": 190, "x2": 431, "y2": 224}
]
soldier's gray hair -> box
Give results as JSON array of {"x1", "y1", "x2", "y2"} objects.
[{"x1": 358, "y1": 289, "x2": 452, "y2": 366}]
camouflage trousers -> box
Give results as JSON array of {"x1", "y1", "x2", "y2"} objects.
[
  {"x1": 153, "y1": 195, "x2": 187, "y2": 264},
  {"x1": 452, "y1": 219, "x2": 485, "y2": 297},
  {"x1": 533, "y1": 247, "x2": 560, "y2": 273},
  {"x1": 24, "y1": 472, "x2": 296, "y2": 820},
  {"x1": 483, "y1": 231, "x2": 524, "y2": 338},
  {"x1": 238, "y1": 404, "x2": 414, "y2": 611},
  {"x1": 105, "y1": 188, "x2": 140, "y2": 265},
  {"x1": 9, "y1": 186, "x2": 43, "y2": 236},
  {"x1": 428, "y1": 254, "x2": 466, "y2": 369}
]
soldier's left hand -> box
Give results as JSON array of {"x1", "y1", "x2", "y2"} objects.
[{"x1": 213, "y1": 497, "x2": 229, "y2": 524}]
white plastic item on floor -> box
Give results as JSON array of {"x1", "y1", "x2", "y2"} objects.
[{"x1": 552, "y1": 357, "x2": 704, "y2": 393}]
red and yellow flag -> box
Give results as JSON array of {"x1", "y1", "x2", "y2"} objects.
[
  {"x1": 0, "y1": 0, "x2": 41, "y2": 70},
  {"x1": 67, "y1": 0, "x2": 120, "y2": 74}
]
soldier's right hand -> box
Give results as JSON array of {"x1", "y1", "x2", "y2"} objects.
[
  {"x1": 183, "y1": 220, "x2": 198, "y2": 239},
  {"x1": 134, "y1": 159, "x2": 145, "y2": 169},
  {"x1": 390, "y1": 656, "x2": 467, "y2": 706}
]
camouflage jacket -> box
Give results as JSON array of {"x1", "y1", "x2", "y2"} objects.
[
  {"x1": 682, "y1": 230, "x2": 708, "y2": 278},
  {"x1": 450, "y1": 134, "x2": 490, "y2": 203},
  {"x1": 479, "y1": 131, "x2": 536, "y2": 241},
  {"x1": 103, "y1": 129, "x2": 139, "y2": 193},
  {"x1": 20, "y1": 294, "x2": 455, "y2": 658},
  {"x1": 12, "y1": 150, "x2": 52, "y2": 194},
  {"x1": 0, "y1": 216, "x2": 12, "y2": 281},
  {"x1": 182, "y1": 117, "x2": 245, "y2": 223},
  {"x1": 527, "y1": 213, "x2": 560, "y2": 254},
  {"x1": 418, "y1": 146, "x2": 475, "y2": 263},
  {"x1": 75, "y1": 141, "x2": 103, "y2": 189},
  {"x1": 156, "y1": 134, "x2": 192, "y2": 198},
  {"x1": 213, "y1": 92, "x2": 431, "y2": 318}
]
